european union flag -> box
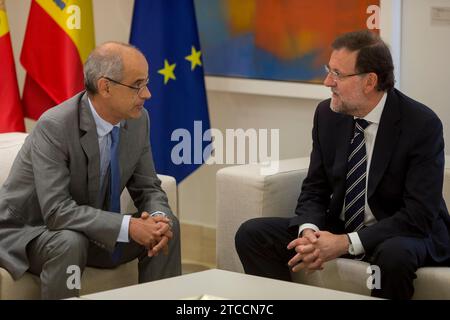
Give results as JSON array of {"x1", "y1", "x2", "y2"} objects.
[{"x1": 130, "y1": 0, "x2": 211, "y2": 183}]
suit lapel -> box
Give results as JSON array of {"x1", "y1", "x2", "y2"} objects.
[
  {"x1": 367, "y1": 90, "x2": 401, "y2": 199},
  {"x1": 329, "y1": 114, "x2": 354, "y2": 215},
  {"x1": 332, "y1": 114, "x2": 354, "y2": 189},
  {"x1": 79, "y1": 93, "x2": 101, "y2": 206}
]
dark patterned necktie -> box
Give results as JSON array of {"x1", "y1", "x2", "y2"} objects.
[{"x1": 344, "y1": 119, "x2": 370, "y2": 233}]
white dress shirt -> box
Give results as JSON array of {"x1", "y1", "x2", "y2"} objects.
[{"x1": 299, "y1": 92, "x2": 388, "y2": 255}]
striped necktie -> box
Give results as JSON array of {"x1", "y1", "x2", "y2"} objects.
[{"x1": 344, "y1": 119, "x2": 370, "y2": 233}]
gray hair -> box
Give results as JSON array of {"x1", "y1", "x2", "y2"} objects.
[{"x1": 83, "y1": 42, "x2": 141, "y2": 94}]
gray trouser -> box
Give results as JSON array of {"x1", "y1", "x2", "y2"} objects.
[{"x1": 26, "y1": 216, "x2": 182, "y2": 300}]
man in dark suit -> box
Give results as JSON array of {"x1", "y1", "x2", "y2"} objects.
[
  {"x1": 235, "y1": 30, "x2": 450, "y2": 299},
  {"x1": 0, "y1": 42, "x2": 181, "y2": 299}
]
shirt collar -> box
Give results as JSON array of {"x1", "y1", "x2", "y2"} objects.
[
  {"x1": 87, "y1": 97, "x2": 120, "y2": 138},
  {"x1": 357, "y1": 91, "x2": 387, "y2": 125}
]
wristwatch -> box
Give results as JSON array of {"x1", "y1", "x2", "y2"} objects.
[
  {"x1": 346, "y1": 234, "x2": 356, "y2": 255},
  {"x1": 151, "y1": 211, "x2": 173, "y2": 228}
]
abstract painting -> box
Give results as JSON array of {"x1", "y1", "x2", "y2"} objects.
[{"x1": 195, "y1": 0, "x2": 380, "y2": 84}]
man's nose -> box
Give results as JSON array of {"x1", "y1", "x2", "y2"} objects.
[
  {"x1": 323, "y1": 73, "x2": 336, "y2": 87},
  {"x1": 141, "y1": 86, "x2": 151, "y2": 100}
]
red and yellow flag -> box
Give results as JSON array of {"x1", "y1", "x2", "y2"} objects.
[
  {"x1": 21, "y1": 0, "x2": 95, "y2": 120},
  {"x1": 0, "y1": 0, "x2": 25, "y2": 133}
]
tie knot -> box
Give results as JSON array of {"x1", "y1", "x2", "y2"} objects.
[
  {"x1": 111, "y1": 126, "x2": 120, "y2": 143},
  {"x1": 355, "y1": 119, "x2": 370, "y2": 132}
]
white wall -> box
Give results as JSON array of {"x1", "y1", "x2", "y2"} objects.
[
  {"x1": 5, "y1": 0, "x2": 450, "y2": 228},
  {"x1": 6, "y1": 0, "x2": 29, "y2": 93},
  {"x1": 400, "y1": 0, "x2": 450, "y2": 146}
]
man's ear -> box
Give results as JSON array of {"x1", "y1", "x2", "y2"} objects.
[
  {"x1": 97, "y1": 78, "x2": 111, "y2": 97},
  {"x1": 364, "y1": 73, "x2": 378, "y2": 93}
]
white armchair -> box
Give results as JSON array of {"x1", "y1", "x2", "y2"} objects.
[
  {"x1": 0, "y1": 133, "x2": 178, "y2": 299},
  {"x1": 216, "y1": 158, "x2": 450, "y2": 299}
]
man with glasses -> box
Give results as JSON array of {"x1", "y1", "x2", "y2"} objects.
[
  {"x1": 0, "y1": 42, "x2": 181, "y2": 299},
  {"x1": 235, "y1": 30, "x2": 450, "y2": 299}
]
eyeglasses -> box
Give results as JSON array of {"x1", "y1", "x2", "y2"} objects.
[
  {"x1": 102, "y1": 76, "x2": 149, "y2": 95},
  {"x1": 324, "y1": 65, "x2": 367, "y2": 81}
]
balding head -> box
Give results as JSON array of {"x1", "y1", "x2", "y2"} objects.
[{"x1": 84, "y1": 41, "x2": 144, "y2": 94}]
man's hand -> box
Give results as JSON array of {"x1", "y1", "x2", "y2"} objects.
[
  {"x1": 129, "y1": 211, "x2": 172, "y2": 256},
  {"x1": 313, "y1": 231, "x2": 349, "y2": 262},
  {"x1": 129, "y1": 215, "x2": 163, "y2": 249},
  {"x1": 140, "y1": 212, "x2": 172, "y2": 257},
  {"x1": 288, "y1": 230, "x2": 350, "y2": 274},
  {"x1": 287, "y1": 229, "x2": 323, "y2": 274}
]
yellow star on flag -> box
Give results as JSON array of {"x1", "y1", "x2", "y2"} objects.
[
  {"x1": 185, "y1": 46, "x2": 202, "y2": 71},
  {"x1": 158, "y1": 59, "x2": 176, "y2": 84}
]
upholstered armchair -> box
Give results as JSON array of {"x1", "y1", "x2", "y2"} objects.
[
  {"x1": 0, "y1": 133, "x2": 177, "y2": 299},
  {"x1": 216, "y1": 158, "x2": 450, "y2": 299}
]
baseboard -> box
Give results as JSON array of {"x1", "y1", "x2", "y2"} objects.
[{"x1": 180, "y1": 223, "x2": 216, "y2": 268}]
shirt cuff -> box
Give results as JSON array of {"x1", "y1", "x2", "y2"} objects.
[
  {"x1": 298, "y1": 223, "x2": 319, "y2": 237},
  {"x1": 117, "y1": 215, "x2": 131, "y2": 243},
  {"x1": 348, "y1": 232, "x2": 365, "y2": 255}
]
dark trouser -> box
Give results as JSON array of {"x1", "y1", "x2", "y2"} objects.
[
  {"x1": 27, "y1": 215, "x2": 181, "y2": 300},
  {"x1": 235, "y1": 217, "x2": 434, "y2": 300}
]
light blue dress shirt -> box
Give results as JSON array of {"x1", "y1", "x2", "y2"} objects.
[{"x1": 88, "y1": 98, "x2": 130, "y2": 243}]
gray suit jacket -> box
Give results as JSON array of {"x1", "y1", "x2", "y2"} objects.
[{"x1": 0, "y1": 92, "x2": 172, "y2": 280}]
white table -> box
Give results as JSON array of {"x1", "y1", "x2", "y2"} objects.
[{"x1": 81, "y1": 269, "x2": 377, "y2": 300}]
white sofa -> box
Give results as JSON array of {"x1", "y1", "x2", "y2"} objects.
[
  {"x1": 0, "y1": 132, "x2": 177, "y2": 299},
  {"x1": 216, "y1": 158, "x2": 450, "y2": 299}
]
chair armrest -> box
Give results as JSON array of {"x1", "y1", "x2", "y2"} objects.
[
  {"x1": 216, "y1": 157, "x2": 310, "y2": 273},
  {"x1": 0, "y1": 133, "x2": 29, "y2": 186},
  {"x1": 157, "y1": 174, "x2": 178, "y2": 216},
  {"x1": 120, "y1": 174, "x2": 178, "y2": 217}
]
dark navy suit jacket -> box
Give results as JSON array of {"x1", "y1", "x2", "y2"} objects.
[{"x1": 291, "y1": 88, "x2": 450, "y2": 262}]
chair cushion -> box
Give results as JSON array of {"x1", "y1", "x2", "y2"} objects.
[
  {"x1": 0, "y1": 260, "x2": 138, "y2": 299},
  {"x1": 291, "y1": 259, "x2": 371, "y2": 296},
  {"x1": 414, "y1": 267, "x2": 450, "y2": 299},
  {"x1": 291, "y1": 258, "x2": 450, "y2": 300}
]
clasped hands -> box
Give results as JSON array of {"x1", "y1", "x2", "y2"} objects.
[
  {"x1": 129, "y1": 211, "x2": 173, "y2": 257},
  {"x1": 287, "y1": 229, "x2": 349, "y2": 274}
]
